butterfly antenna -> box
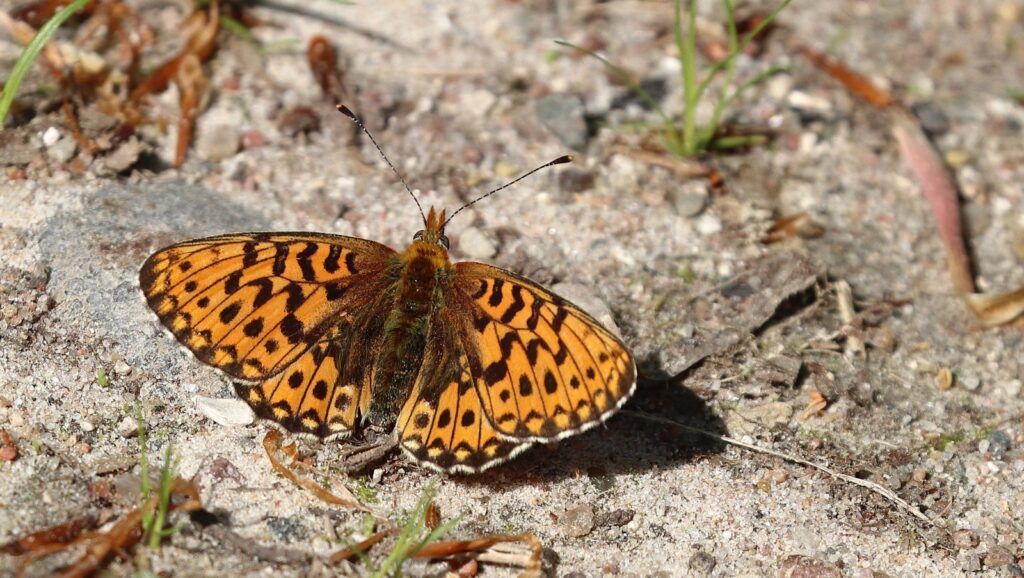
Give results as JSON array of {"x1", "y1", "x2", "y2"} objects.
[
  {"x1": 443, "y1": 155, "x2": 573, "y2": 229},
  {"x1": 336, "y1": 104, "x2": 427, "y2": 227}
]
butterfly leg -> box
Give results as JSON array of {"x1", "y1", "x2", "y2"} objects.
[{"x1": 336, "y1": 431, "x2": 399, "y2": 473}]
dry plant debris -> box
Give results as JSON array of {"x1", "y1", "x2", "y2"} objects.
[
  {"x1": 6, "y1": 478, "x2": 200, "y2": 578},
  {"x1": 802, "y1": 42, "x2": 1024, "y2": 326}
]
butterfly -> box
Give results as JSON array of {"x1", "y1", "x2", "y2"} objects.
[{"x1": 139, "y1": 107, "x2": 636, "y2": 474}]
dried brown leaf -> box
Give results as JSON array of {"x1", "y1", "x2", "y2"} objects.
[
  {"x1": 799, "y1": 45, "x2": 893, "y2": 108},
  {"x1": 892, "y1": 113, "x2": 976, "y2": 295},
  {"x1": 763, "y1": 212, "x2": 826, "y2": 244}
]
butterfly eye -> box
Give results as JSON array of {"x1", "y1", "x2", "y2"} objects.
[
  {"x1": 438, "y1": 234, "x2": 450, "y2": 249},
  {"x1": 413, "y1": 230, "x2": 425, "y2": 242}
]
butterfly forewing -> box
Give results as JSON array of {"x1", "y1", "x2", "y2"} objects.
[
  {"x1": 141, "y1": 233, "x2": 396, "y2": 437},
  {"x1": 140, "y1": 233, "x2": 394, "y2": 381},
  {"x1": 452, "y1": 263, "x2": 637, "y2": 442}
]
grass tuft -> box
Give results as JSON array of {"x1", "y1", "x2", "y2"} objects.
[
  {"x1": 0, "y1": 0, "x2": 91, "y2": 125},
  {"x1": 557, "y1": 0, "x2": 791, "y2": 157},
  {"x1": 136, "y1": 413, "x2": 185, "y2": 549},
  {"x1": 368, "y1": 481, "x2": 460, "y2": 578}
]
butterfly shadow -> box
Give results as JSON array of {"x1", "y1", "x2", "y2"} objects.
[{"x1": 457, "y1": 352, "x2": 727, "y2": 488}]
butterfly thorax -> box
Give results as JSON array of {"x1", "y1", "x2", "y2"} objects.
[{"x1": 365, "y1": 239, "x2": 452, "y2": 427}]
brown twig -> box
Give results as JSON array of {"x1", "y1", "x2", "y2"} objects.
[
  {"x1": 261, "y1": 430, "x2": 370, "y2": 512},
  {"x1": 623, "y1": 410, "x2": 935, "y2": 527}
]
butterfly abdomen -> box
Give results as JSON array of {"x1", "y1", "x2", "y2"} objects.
[{"x1": 366, "y1": 244, "x2": 452, "y2": 427}]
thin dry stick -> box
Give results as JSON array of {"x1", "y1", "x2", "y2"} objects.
[{"x1": 623, "y1": 410, "x2": 935, "y2": 526}]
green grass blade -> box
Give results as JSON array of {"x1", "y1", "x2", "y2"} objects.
[
  {"x1": 554, "y1": 39, "x2": 679, "y2": 144},
  {"x1": 695, "y1": 0, "x2": 792, "y2": 103},
  {"x1": 675, "y1": 0, "x2": 699, "y2": 156},
  {"x1": 708, "y1": 134, "x2": 768, "y2": 149},
  {"x1": 703, "y1": 0, "x2": 740, "y2": 145},
  {"x1": 714, "y1": 64, "x2": 788, "y2": 121},
  {"x1": 220, "y1": 15, "x2": 259, "y2": 44},
  {"x1": 0, "y1": 0, "x2": 91, "y2": 125}
]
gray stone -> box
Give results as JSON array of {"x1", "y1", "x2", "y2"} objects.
[
  {"x1": 561, "y1": 504, "x2": 595, "y2": 538},
  {"x1": 536, "y1": 94, "x2": 588, "y2": 151},
  {"x1": 196, "y1": 124, "x2": 240, "y2": 162},
  {"x1": 668, "y1": 181, "x2": 710, "y2": 217}
]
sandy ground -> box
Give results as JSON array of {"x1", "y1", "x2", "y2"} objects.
[{"x1": 1, "y1": 0, "x2": 1023, "y2": 576}]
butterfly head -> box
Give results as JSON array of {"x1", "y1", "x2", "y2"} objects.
[{"x1": 412, "y1": 207, "x2": 450, "y2": 250}]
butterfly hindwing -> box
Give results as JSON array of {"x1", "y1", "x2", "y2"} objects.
[
  {"x1": 140, "y1": 233, "x2": 395, "y2": 381},
  {"x1": 397, "y1": 319, "x2": 529, "y2": 473},
  {"x1": 453, "y1": 263, "x2": 637, "y2": 443}
]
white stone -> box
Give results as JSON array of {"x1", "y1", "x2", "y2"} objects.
[
  {"x1": 42, "y1": 126, "x2": 61, "y2": 147},
  {"x1": 195, "y1": 396, "x2": 255, "y2": 427},
  {"x1": 115, "y1": 415, "x2": 137, "y2": 438},
  {"x1": 1003, "y1": 379, "x2": 1022, "y2": 398},
  {"x1": 113, "y1": 360, "x2": 131, "y2": 375},
  {"x1": 786, "y1": 90, "x2": 833, "y2": 115},
  {"x1": 695, "y1": 214, "x2": 722, "y2": 236},
  {"x1": 457, "y1": 226, "x2": 497, "y2": 260}
]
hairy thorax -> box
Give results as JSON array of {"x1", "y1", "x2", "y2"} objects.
[{"x1": 366, "y1": 241, "x2": 452, "y2": 427}]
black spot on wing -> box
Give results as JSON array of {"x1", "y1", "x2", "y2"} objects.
[
  {"x1": 280, "y1": 314, "x2": 304, "y2": 344},
  {"x1": 500, "y1": 285, "x2": 525, "y2": 323},
  {"x1": 219, "y1": 302, "x2": 241, "y2": 324},
  {"x1": 488, "y1": 279, "x2": 504, "y2": 307},
  {"x1": 243, "y1": 318, "x2": 264, "y2": 337},
  {"x1": 273, "y1": 244, "x2": 289, "y2": 275},
  {"x1": 483, "y1": 360, "x2": 508, "y2": 385},
  {"x1": 252, "y1": 278, "x2": 274, "y2": 308},
  {"x1": 324, "y1": 245, "x2": 342, "y2": 273}
]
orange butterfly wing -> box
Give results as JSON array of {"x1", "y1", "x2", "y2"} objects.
[
  {"x1": 453, "y1": 263, "x2": 636, "y2": 442},
  {"x1": 397, "y1": 318, "x2": 529, "y2": 473},
  {"x1": 396, "y1": 262, "x2": 635, "y2": 473},
  {"x1": 140, "y1": 233, "x2": 395, "y2": 436}
]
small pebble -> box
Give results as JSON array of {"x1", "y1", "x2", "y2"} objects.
[
  {"x1": 113, "y1": 360, "x2": 131, "y2": 375},
  {"x1": 460, "y1": 88, "x2": 497, "y2": 117},
  {"x1": 458, "y1": 227, "x2": 497, "y2": 260},
  {"x1": 196, "y1": 124, "x2": 241, "y2": 161},
  {"x1": 988, "y1": 431, "x2": 1012, "y2": 460},
  {"x1": 688, "y1": 551, "x2": 716, "y2": 575},
  {"x1": 195, "y1": 396, "x2": 255, "y2": 427},
  {"x1": 535, "y1": 93, "x2": 588, "y2": 151},
  {"x1": 278, "y1": 107, "x2": 320, "y2": 137},
  {"x1": 9, "y1": 412, "x2": 25, "y2": 427},
  {"x1": 912, "y1": 101, "x2": 951, "y2": 135},
  {"x1": 961, "y1": 554, "x2": 982, "y2": 572},
  {"x1": 953, "y1": 529, "x2": 980, "y2": 549},
  {"x1": 241, "y1": 130, "x2": 266, "y2": 149},
  {"x1": 561, "y1": 504, "x2": 595, "y2": 538},
  {"x1": 1003, "y1": 379, "x2": 1022, "y2": 398},
  {"x1": 118, "y1": 415, "x2": 139, "y2": 438},
  {"x1": 668, "y1": 181, "x2": 710, "y2": 218},
  {"x1": 695, "y1": 214, "x2": 722, "y2": 236},
  {"x1": 47, "y1": 138, "x2": 77, "y2": 163},
  {"x1": 79, "y1": 419, "x2": 95, "y2": 432},
  {"x1": 786, "y1": 90, "x2": 834, "y2": 116},
  {"x1": 984, "y1": 546, "x2": 1016, "y2": 568},
  {"x1": 42, "y1": 126, "x2": 61, "y2": 147},
  {"x1": 961, "y1": 375, "x2": 981, "y2": 391},
  {"x1": 779, "y1": 555, "x2": 842, "y2": 578},
  {"x1": 557, "y1": 167, "x2": 596, "y2": 194}
]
